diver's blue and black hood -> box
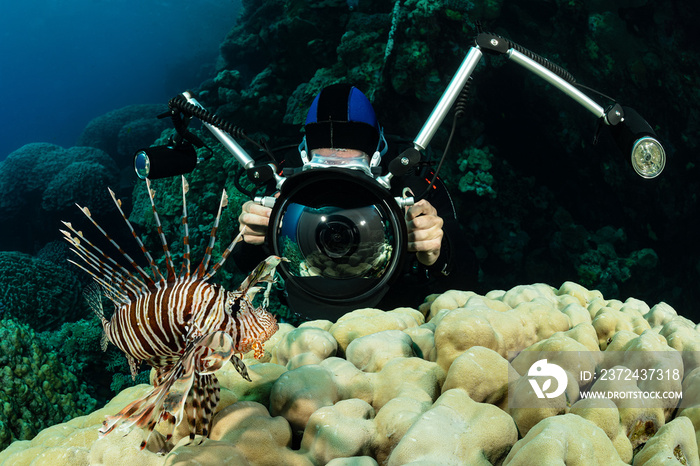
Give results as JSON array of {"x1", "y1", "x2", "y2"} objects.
[{"x1": 304, "y1": 84, "x2": 380, "y2": 156}]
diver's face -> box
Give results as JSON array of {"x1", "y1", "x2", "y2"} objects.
[
  {"x1": 306, "y1": 148, "x2": 373, "y2": 176},
  {"x1": 312, "y1": 148, "x2": 368, "y2": 160}
]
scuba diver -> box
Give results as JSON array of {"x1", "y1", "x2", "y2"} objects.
[
  {"x1": 133, "y1": 32, "x2": 665, "y2": 324},
  {"x1": 233, "y1": 83, "x2": 477, "y2": 321}
]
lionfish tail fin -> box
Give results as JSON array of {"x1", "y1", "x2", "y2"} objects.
[
  {"x1": 83, "y1": 283, "x2": 105, "y2": 321},
  {"x1": 82, "y1": 284, "x2": 111, "y2": 351},
  {"x1": 100, "y1": 334, "x2": 109, "y2": 352},
  {"x1": 99, "y1": 332, "x2": 234, "y2": 448},
  {"x1": 196, "y1": 189, "x2": 228, "y2": 279}
]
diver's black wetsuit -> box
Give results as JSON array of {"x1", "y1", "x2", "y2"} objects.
[{"x1": 232, "y1": 162, "x2": 477, "y2": 321}]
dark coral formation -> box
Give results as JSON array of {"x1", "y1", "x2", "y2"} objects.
[
  {"x1": 76, "y1": 104, "x2": 171, "y2": 169},
  {"x1": 1, "y1": 0, "x2": 699, "y2": 450},
  {"x1": 0, "y1": 143, "x2": 119, "y2": 253},
  {"x1": 0, "y1": 251, "x2": 88, "y2": 332}
]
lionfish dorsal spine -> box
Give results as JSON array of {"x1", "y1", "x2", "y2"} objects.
[
  {"x1": 145, "y1": 178, "x2": 177, "y2": 283},
  {"x1": 65, "y1": 255, "x2": 129, "y2": 306},
  {"x1": 196, "y1": 189, "x2": 228, "y2": 280},
  {"x1": 107, "y1": 188, "x2": 164, "y2": 288},
  {"x1": 237, "y1": 255, "x2": 284, "y2": 295},
  {"x1": 180, "y1": 176, "x2": 192, "y2": 279},
  {"x1": 60, "y1": 220, "x2": 147, "y2": 304}
]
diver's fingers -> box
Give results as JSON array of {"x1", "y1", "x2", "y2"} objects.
[
  {"x1": 238, "y1": 201, "x2": 270, "y2": 245},
  {"x1": 405, "y1": 199, "x2": 437, "y2": 221},
  {"x1": 407, "y1": 213, "x2": 443, "y2": 234},
  {"x1": 408, "y1": 225, "x2": 443, "y2": 266},
  {"x1": 241, "y1": 231, "x2": 266, "y2": 245},
  {"x1": 407, "y1": 228, "x2": 443, "y2": 252},
  {"x1": 239, "y1": 201, "x2": 271, "y2": 227}
]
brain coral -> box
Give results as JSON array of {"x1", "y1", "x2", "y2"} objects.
[
  {"x1": 2, "y1": 281, "x2": 700, "y2": 465},
  {"x1": 0, "y1": 251, "x2": 87, "y2": 332},
  {"x1": 0, "y1": 319, "x2": 97, "y2": 451}
]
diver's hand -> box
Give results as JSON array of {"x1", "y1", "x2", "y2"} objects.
[
  {"x1": 239, "y1": 200, "x2": 271, "y2": 245},
  {"x1": 405, "y1": 199, "x2": 443, "y2": 267}
]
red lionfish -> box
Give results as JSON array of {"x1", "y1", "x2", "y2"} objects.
[{"x1": 60, "y1": 177, "x2": 281, "y2": 449}]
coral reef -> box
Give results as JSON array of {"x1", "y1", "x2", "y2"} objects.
[
  {"x1": 0, "y1": 251, "x2": 87, "y2": 332},
  {"x1": 0, "y1": 319, "x2": 97, "y2": 451},
  {"x1": 3, "y1": 0, "x2": 700, "y2": 462},
  {"x1": 76, "y1": 104, "x2": 171, "y2": 169},
  {"x1": 3, "y1": 282, "x2": 700, "y2": 464},
  {"x1": 0, "y1": 143, "x2": 119, "y2": 253}
]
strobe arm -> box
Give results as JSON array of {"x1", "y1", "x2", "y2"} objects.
[
  {"x1": 413, "y1": 32, "x2": 666, "y2": 178},
  {"x1": 177, "y1": 92, "x2": 285, "y2": 189},
  {"x1": 476, "y1": 33, "x2": 610, "y2": 121}
]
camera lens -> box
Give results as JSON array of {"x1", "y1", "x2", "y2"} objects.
[
  {"x1": 316, "y1": 216, "x2": 359, "y2": 258},
  {"x1": 267, "y1": 168, "x2": 407, "y2": 316}
]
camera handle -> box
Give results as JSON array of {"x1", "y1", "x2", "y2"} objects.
[{"x1": 254, "y1": 194, "x2": 414, "y2": 209}]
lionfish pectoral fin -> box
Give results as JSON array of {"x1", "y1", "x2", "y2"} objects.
[
  {"x1": 194, "y1": 332, "x2": 251, "y2": 381},
  {"x1": 231, "y1": 354, "x2": 251, "y2": 382},
  {"x1": 100, "y1": 348, "x2": 197, "y2": 445},
  {"x1": 81, "y1": 284, "x2": 113, "y2": 351},
  {"x1": 237, "y1": 255, "x2": 286, "y2": 294},
  {"x1": 252, "y1": 341, "x2": 265, "y2": 360},
  {"x1": 197, "y1": 331, "x2": 235, "y2": 374},
  {"x1": 99, "y1": 332, "x2": 237, "y2": 446},
  {"x1": 100, "y1": 333, "x2": 109, "y2": 352},
  {"x1": 127, "y1": 356, "x2": 141, "y2": 381}
]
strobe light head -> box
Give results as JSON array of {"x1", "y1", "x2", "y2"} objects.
[
  {"x1": 630, "y1": 136, "x2": 665, "y2": 179},
  {"x1": 133, "y1": 141, "x2": 198, "y2": 180},
  {"x1": 609, "y1": 106, "x2": 666, "y2": 179}
]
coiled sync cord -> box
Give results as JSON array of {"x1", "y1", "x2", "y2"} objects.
[
  {"x1": 168, "y1": 94, "x2": 249, "y2": 140},
  {"x1": 415, "y1": 78, "x2": 472, "y2": 201}
]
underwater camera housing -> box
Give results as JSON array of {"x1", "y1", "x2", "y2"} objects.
[
  {"x1": 267, "y1": 168, "x2": 407, "y2": 318},
  {"x1": 134, "y1": 30, "x2": 667, "y2": 319}
]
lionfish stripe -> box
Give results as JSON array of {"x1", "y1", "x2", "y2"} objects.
[
  {"x1": 107, "y1": 187, "x2": 163, "y2": 287},
  {"x1": 106, "y1": 280, "x2": 229, "y2": 362},
  {"x1": 145, "y1": 179, "x2": 177, "y2": 283},
  {"x1": 197, "y1": 189, "x2": 228, "y2": 279},
  {"x1": 181, "y1": 176, "x2": 191, "y2": 279}
]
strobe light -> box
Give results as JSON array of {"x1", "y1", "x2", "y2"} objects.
[
  {"x1": 610, "y1": 106, "x2": 666, "y2": 179},
  {"x1": 133, "y1": 142, "x2": 197, "y2": 180}
]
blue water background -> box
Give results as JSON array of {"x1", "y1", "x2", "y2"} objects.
[{"x1": 0, "y1": 0, "x2": 242, "y2": 161}]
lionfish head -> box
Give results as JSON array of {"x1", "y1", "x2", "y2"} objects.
[
  {"x1": 252, "y1": 305, "x2": 279, "y2": 342},
  {"x1": 224, "y1": 290, "x2": 278, "y2": 344}
]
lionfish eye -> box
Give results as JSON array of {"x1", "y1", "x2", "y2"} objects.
[{"x1": 226, "y1": 296, "x2": 241, "y2": 315}]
